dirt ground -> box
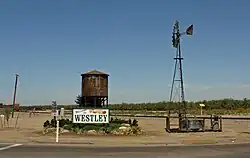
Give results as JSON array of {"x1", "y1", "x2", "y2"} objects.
[{"x1": 0, "y1": 112, "x2": 250, "y2": 145}]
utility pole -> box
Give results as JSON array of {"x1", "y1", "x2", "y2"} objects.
[{"x1": 12, "y1": 74, "x2": 19, "y2": 118}]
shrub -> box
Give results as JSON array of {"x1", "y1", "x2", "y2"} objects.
[{"x1": 43, "y1": 120, "x2": 50, "y2": 128}]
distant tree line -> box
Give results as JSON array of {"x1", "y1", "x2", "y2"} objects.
[{"x1": 13, "y1": 97, "x2": 250, "y2": 112}]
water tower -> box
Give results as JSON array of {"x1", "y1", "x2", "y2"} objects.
[{"x1": 81, "y1": 70, "x2": 109, "y2": 108}]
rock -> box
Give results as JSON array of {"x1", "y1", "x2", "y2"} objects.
[
  {"x1": 59, "y1": 127, "x2": 64, "y2": 133},
  {"x1": 112, "y1": 129, "x2": 128, "y2": 135},
  {"x1": 62, "y1": 129, "x2": 70, "y2": 133},
  {"x1": 72, "y1": 127, "x2": 82, "y2": 134},
  {"x1": 121, "y1": 123, "x2": 131, "y2": 127},
  {"x1": 42, "y1": 129, "x2": 47, "y2": 135},
  {"x1": 87, "y1": 130, "x2": 97, "y2": 135},
  {"x1": 76, "y1": 131, "x2": 81, "y2": 134},
  {"x1": 42, "y1": 127, "x2": 65, "y2": 135},
  {"x1": 119, "y1": 126, "x2": 129, "y2": 130},
  {"x1": 118, "y1": 126, "x2": 132, "y2": 135},
  {"x1": 109, "y1": 126, "x2": 143, "y2": 136},
  {"x1": 76, "y1": 129, "x2": 82, "y2": 135},
  {"x1": 131, "y1": 126, "x2": 143, "y2": 135},
  {"x1": 111, "y1": 130, "x2": 121, "y2": 135},
  {"x1": 97, "y1": 130, "x2": 106, "y2": 135},
  {"x1": 43, "y1": 127, "x2": 56, "y2": 135}
]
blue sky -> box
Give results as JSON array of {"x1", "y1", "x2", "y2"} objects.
[{"x1": 1, "y1": 0, "x2": 250, "y2": 105}]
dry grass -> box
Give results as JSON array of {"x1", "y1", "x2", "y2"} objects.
[{"x1": 0, "y1": 112, "x2": 249, "y2": 145}]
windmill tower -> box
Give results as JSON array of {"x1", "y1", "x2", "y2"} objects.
[{"x1": 169, "y1": 20, "x2": 193, "y2": 127}]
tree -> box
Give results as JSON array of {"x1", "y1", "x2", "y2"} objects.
[{"x1": 75, "y1": 95, "x2": 82, "y2": 105}]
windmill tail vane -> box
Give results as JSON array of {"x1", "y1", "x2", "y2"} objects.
[{"x1": 186, "y1": 24, "x2": 193, "y2": 35}]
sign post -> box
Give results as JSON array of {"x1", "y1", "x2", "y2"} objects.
[
  {"x1": 199, "y1": 104, "x2": 205, "y2": 115},
  {"x1": 52, "y1": 101, "x2": 57, "y2": 120},
  {"x1": 51, "y1": 101, "x2": 60, "y2": 143},
  {"x1": 56, "y1": 120, "x2": 59, "y2": 143}
]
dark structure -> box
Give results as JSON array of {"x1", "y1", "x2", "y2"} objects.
[
  {"x1": 12, "y1": 74, "x2": 19, "y2": 118},
  {"x1": 165, "y1": 115, "x2": 223, "y2": 133},
  {"x1": 166, "y1": 21, "x2": 222, "y2": 133},
  {"x1": 169, "y1": 21, "x2": 193, "y2": 122},
  {"x1": 80, "y1": 70, "x2": 109, "y2": 108}
]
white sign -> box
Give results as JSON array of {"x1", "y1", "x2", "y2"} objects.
[
  {"x1": 51, "y1": 110, "x2": 59, "y2": 117},
  {"x1": 73, "y1": 109, "x2": 109, "y2": 124},
  {"x1": 199, "y1": 104, "x2": 205, "y2": 107},
  {"x1": 60, "y1": 108, "x2": 65, "y2": 117}
]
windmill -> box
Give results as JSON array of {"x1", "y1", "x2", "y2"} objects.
[{"x1": 168, "y1": 20, "x2": 193, "y2": 131}]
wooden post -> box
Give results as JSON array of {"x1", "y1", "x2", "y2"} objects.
[
  {"x1": 210, "y1": 115, "x2": 213, "y2": 129},
  {"x1": 165, "y1": 116, "x2": 170, "y2": 132},
  {"x1": 12, "y1": 74, "x2": 19, "y2": 118},
  {"x1": 202, "y1": 118, "x2": 205, "y2": 132},
  {"x1": 219, "y1": 116, "x2": 223, "y2": 132}
]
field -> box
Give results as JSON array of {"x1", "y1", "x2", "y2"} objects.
[
  {"x1": 10, "y1": 98, "x2": 250, "y2": 116},
  {"x1": 0, "y1": 111, "x2": 250, "y2": 146}
]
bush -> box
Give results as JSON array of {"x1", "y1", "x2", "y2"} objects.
[
  {"x1": 43, "y1": 118, "x2": 71, "y2": 128},
  {"x1": 43, "y1": 120, "x2": 50, "y2": 128}
]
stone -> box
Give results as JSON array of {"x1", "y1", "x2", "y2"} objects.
[
  {"x1": 42, "y1": 127, "x2": 65, "y2": 135},
  {"x1": 118, "y1": 126, "x2": 132, "y2": 135},
  {"x1": 111, "y1": 130, "x2": 121, "y2": 135},
  {"x1": 119, "y1": 126, "x2": 129, "y2": 130},
  {"x1": 42, "y1": 127, "x2": 56, "y2": 134},
  {"x1": 87, "y1": 130, "x2": 97, "y2": 135},
  {"x1": 62, "y1": 129, "x2": 70, "y2": 133},
  {"x1": 131, "y1": 126, "x2": 143, "y2": 135},
  {"x1": 76, "y1": 130, "x2": 82, "y2": 135},
  {"x1": 121, "y1": 123, "x2": 131, "y2": 127}
]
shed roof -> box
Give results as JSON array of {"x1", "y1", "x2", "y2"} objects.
[{"x1": 81, "y1": 70, "x2": 109, "y2": 76}]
